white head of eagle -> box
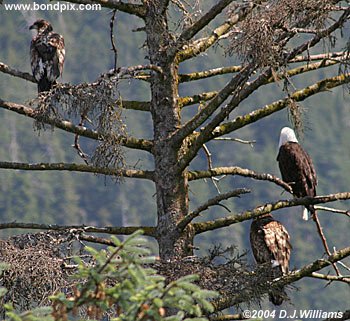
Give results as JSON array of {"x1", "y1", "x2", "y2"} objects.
[
  {"x1": 29, "y1": 19, "x2": 65, "y2": 93},
  {"x1": 278, "y1": 127, "x2": 298, "y2": 148},
  {"x1": 277, "y1": 127, "x2": 317, "y2": 220}
]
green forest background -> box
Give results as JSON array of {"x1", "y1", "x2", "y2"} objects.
[{"x1": 0, "y1": 0, "x2": 349, "y2": 316}]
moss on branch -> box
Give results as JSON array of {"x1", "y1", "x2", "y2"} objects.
[
  {"x1": 0, "y1": 99, "x2": 153, "y2": 152},
  {"x1": 211, "y1": 245, "x2": 350, "y2": 311},
  {"x1": 213, "y1": 72, "x2": 350, "y2": 138},
  {"x1": 0, "y1": 161, "x2": 154, "y2": 180},
  {"x1": 194, "y1": 192, "x2": 350, "y2": 234},
  {"x1": 0, "y1": 222, "x2": 156, "y2": 237},
  {"x1": 188, "y1": 166, "x2": 292, "y2": 192}
]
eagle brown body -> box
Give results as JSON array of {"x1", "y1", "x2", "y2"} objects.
[
  {"x1": 250, "y1": 213, "x2": 291, "y2": 305},
  {"x1": 29, "y1": 19, "x2": 65, "y2": 93},
  {"x1": 277, "y1": 127, "x2": 317, "y2": 220}
]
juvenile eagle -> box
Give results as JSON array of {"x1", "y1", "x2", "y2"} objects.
[
  {"x1": 29, "y1": 19, "x2": 65, "y2": 93},
  {"x1": 250, "y1": 213, "x2": 291, "y2": 306},
  {"x1": 277, "y1": 127, "x2": 317, "y2": 220}
]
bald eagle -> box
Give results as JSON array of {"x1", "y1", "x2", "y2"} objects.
[
  {"x1": 277, "y1": 127, "x2": 317, "y2": 220},
  {"x1": 250, "y1": 213, "x2": 291, "y2": 306},
  {"x1": 29, "y1": 19, "x2": 65, "y2": 93}
]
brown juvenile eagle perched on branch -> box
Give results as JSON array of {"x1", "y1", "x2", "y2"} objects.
[
  {"x1": 29, "y1": 19, "x2": 65, "y2": 93},
  {"x1": 250, "y1": 213, "x2": 291, "y2": 305}
]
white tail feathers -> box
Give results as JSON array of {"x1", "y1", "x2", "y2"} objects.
[
  {"x1": 302, "y1": 208, "x2": 310, "y2": 221},
  {"x1": 271, "y1": 259, "x2": 280, "y2": 268}
]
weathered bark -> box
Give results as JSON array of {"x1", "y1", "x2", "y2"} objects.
[{"x1": 144, "y1": 0, "x2": 191, "y2": 259}]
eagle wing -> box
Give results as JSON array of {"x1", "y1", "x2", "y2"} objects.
[
  {"x1": 250, "y1": 215, "x2": 291, "y2": 305},
  {"x1": 47, "y1": 32, "x2": 65, "y2": 80},
  {"x1": 30, "y1": 32, "x2": 65, "y2": 90},
  {"x1": 277, "y1": 142, "x2": 317, "y2": 198},
  {"x1": 262, "y1": 221, "x2": 291, "y2": 274},
  {"x1": 250, "y1": 217, "x2": 291, "y2": 275}
]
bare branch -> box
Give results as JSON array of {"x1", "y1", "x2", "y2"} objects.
[
  {"x1": 0, "y1": 62, "x2": 35, "y2": 83},
  {"x1": 213, "y1": 137, "x2": 256, "y2": 146},
  {"x1": 188, "y1": 166, "x2": 292, "y2": 193},
  {"x1": 0, "y1": 222, "x2": 156, "y2": 237},
  {"x1": 61, "y1": 0, "x2": 146, "y2": 17},
  {"x1": 173, "y1": 64, "x2": 253, "y2": 146},
  {"x1": 79, "y1": 234, "x2": 117, "y2": 247},
  {"x1": 286, "y1": 6, "x2": 350, "y2": 60},
  {"x1": 176, "y1": 2, "x2": 254, "y2": 62},
  {"x1": 176, "y1": 0, "x2": 235, "y2": 44},
  {"x1": 309, "y1": 272, "x2": 350, "y2": 284},
  {"x1": 194, "y1": 192, "x2": 350, "y2": 235},
  {"x1": 106, "y1": 64, "x2": 163, "y2": 78},
  {"x1": 179, "y1": 91, "x2": 217, "y2": 108},
  {"x1": 179, "y1": 52, "x2": 346, "y2": 83},
  {"x1": 178, "y1": 8, "x2": 350, "y2": 170},
  {"x1": 0, "y1": 98, "x2": 153, "y2": 152},
  {"x1": 289, "y1": 52, "x2": 346, "y2": 63},
  {"x1": 312, "y1": 212, "x2": 341, "y2": 276},
  {"x1": 210, "y1": 72, "x2": 350, "y2": 140},
  {"x1": 110, "y1": 9, "x2": 118, "y2": 72},
  {"x1": 212, "y1": 245, "x2": 350, "y2": 311},
  {"x1": 179, "y1": 66, "x2": 242, "y2": 83},
  {"x1": 74, "y1": 116, "x2": 90, "y2": 165},
  {"x1": 315, "y1": 205, "x2": 350, "y2": 217},
  {"x1": 0, "y1": 161, "x2": 155, "y2": 180},
  {"x1": 178, "y1": 188, "x2": 251, "y2": 231}
]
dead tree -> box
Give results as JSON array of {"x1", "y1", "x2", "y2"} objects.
[{"x1": 1, "y1": 0, "x2": 350, "y2": 316}]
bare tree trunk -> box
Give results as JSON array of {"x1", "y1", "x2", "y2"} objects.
[{"x1": 145, "y1": 1, "x2": 192, "y2": 259}]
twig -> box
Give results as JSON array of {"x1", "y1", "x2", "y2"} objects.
[
  {"x1": 110, "y1": 9, "x2": 118, "y2": 72},
  {"x1": 202, "y1": 144, "x2": 221, "y2": 193},
  {"x1": 333, "y1": 247, "x2": 350, "y2": 272},
  {"x1": 213, "y1": 137, "x2": 256, "y2": 146},
  {"x1": 73, "y1": 115, "x2": 90, "y2": 165},
  {"x1": 309, "y1": 272, "x2": 350, "y2": 284},
  {"x1": 79, "y1": 233, "x2": 116, "y2": 247},
  {"x1": 312, "y1": 212, "x2": 341, "y2": 276},
  {"x1": 178, "y1": 188, "x2": 251, "y2": 231},
  {"x1": 315, "y1": 205, "x2": 350, "y2": 217}
]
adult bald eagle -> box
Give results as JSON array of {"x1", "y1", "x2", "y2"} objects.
[
  {"x1": 250, "y1": 213, "x2": 291, "y2": 306},
  {"x1": 277, "y1": 127, "x2": 317, "y2": 220},
  {"x1": 29, "y1": 19, "x2": 65, "y2": 93}
]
